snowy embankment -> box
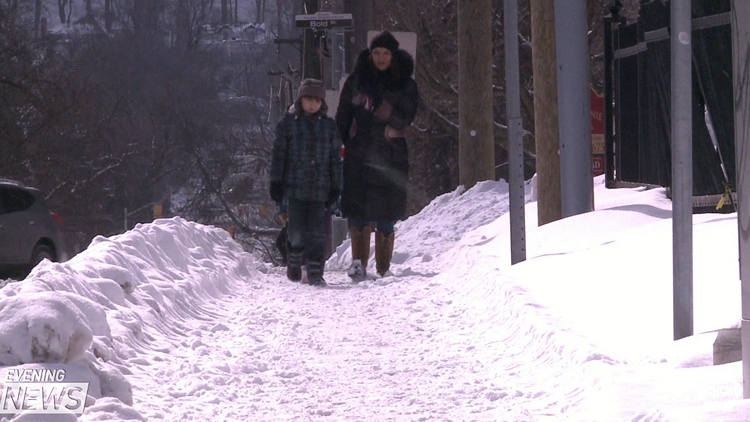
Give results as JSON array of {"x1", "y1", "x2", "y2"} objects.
[{"x1": 0, "y1": 218, "x2": 257, "y2": 421}]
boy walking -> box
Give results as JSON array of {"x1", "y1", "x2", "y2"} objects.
[{"x1": 270, "y1": 79, "x2": 343, "y2": 286}]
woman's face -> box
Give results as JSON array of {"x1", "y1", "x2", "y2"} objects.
[
  {"x1": 371, "y1": 47, "x2": 393, "y2": 71},
  {"x1": 302, "y1": 96, "x2": 322, "y2": 114}
]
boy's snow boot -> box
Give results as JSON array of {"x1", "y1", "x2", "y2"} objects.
[
  {"x1": 287, "y1": 249, "x2": 303, "y2": 282},
  {"x1": 276, "y1": 225, "x2": 288, "y2": 266},
  {"x1": 347, "y1": 226, "x2": 371, "y2": 281},
  {"x1": 306, "y1": 260, "x2": 326, "y2": 287},
  {"x1": 375, "y1": 231, "x2": 394, "y2": 277}
]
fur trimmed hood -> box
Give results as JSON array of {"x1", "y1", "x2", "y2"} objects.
[{"x1": 352, "y1": 47, "x2": 415, "y2": 89}]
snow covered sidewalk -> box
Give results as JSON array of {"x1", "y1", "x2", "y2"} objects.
[{"x1": 125, "y1": 261, "x2": 606, "y2": 421}]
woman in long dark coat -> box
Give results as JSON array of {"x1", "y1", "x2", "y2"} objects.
[{"x1": 335, "y1": 31, "x2": 419, "y2": 280}]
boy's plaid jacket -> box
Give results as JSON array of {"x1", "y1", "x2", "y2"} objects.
[{"x1": 270, "y1": 110, "x2": 343, "y2": 202}]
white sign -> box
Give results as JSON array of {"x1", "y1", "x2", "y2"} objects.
[{"x1": 295, "y1": 12, "x2": 353, "y2": 30}]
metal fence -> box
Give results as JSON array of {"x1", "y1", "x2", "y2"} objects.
[{"x1": 604, "y1": 0, "x2": 734, "y2": 209}]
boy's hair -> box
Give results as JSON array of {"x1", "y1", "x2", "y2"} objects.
[
  {"x1": 298, "y1": 78, "x2": 326, "y2": 100},
  {"x1": 294, "y1": 78, "x2": 328, "y2": 114}
]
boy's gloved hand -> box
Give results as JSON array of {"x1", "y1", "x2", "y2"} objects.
[
  {"x1": 270, "y1": 181, "x2": 284, "y2": 203},
  {"x1": 325, "y1": 188, "x2": 340, "y2": 208}
]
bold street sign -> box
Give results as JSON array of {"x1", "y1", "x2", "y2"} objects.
[{"x1": 295, "y1": 12, "x2": 353, "y2": 30}]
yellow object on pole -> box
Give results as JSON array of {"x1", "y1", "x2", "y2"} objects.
[{"x1": 153, "y1": 203, "x2": 163, "y2": 220}]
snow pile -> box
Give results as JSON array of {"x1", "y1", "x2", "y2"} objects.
[
  {"x1": 327, "y1": 179, "x2": 534, "y2": 274},
  {"x1": 0, "y1": 217, "x2": 258, "y2": 421}
]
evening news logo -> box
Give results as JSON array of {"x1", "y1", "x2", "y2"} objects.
[{"x1": 0, "y1": 369, "x2": 89, "y2": 415}]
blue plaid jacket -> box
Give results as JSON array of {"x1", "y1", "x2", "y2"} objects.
[{"x1": 271, "y1": 110, "x2": 343, "y2": 202}]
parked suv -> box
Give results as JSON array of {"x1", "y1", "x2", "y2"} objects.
[{"x1": 0, "y1": 178, "x2": 67, "y2": 275}]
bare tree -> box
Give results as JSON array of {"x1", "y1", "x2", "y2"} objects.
[
  {"x1": 56, "y1": 0, "x2": 72, "y2": 24},
  {"x1": 256, "y1": 0, "x2": 265, "y2": 23},
  {"x1": 173, "y1": 0, "x2": 215, "y2": 51},
  {"x1": 34, "y1": 0, "x2": 41, "y2": 37},
  {"x1": 105, "y1": 0, "x2": 113, "y2": 31},
  {"x1": 133, "y1": 0, "x2": 162, "y2": 35}
]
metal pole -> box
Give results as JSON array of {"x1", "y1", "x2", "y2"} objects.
[
  {"x1": 671, "y1": 0, "x2": 693, "y2": 341},
  {"x1": 553, "y1": 0, "x2": 593, "y2": 218},
  {"x1": 731, "y1": 0, "x2": 750, "y2": 398},
  {"x1": 603, "y1": 15, "x2": 615, "y2": 186},
  {"x1": 504, "y1": 0, "x2": 526, "y2": 264}
]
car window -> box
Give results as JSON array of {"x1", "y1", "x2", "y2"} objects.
[{"x1": 0, "y1": 187, "x2": 35, "y2": 213}]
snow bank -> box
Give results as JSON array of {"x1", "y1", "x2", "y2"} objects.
[
  {"x1": 327, "y1": 179, "x2": 535, "y2": 273},
  {"x1": 0, "y1": 217, "x2": 259, "y2": 421}
]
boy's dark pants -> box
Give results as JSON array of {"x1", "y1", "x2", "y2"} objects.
[{"x1": 286, "y1": 198, "x2": 327, "y2": 280}]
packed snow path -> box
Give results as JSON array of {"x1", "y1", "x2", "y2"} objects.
[{"x1": 128, "y1": 262, "x2": 608, "y2": 421}]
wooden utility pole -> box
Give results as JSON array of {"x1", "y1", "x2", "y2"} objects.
[
  {"x1": 344, "y1": 0, "x2": 374, "y2": 72},
  {"x1": 457, "y1": 0, "x2": 494, "y2": 190},
  {"x1": 530, "y1": 0, "x2": 562, "y2": 225}
]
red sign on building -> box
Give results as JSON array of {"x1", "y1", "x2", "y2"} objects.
[{"x1": 590, "y1": 87, "x2": 605, "y2": 176}]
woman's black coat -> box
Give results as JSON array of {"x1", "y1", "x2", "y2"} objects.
[{"x1": 335, "y1": 48, "x2": 419, "y2": 222}]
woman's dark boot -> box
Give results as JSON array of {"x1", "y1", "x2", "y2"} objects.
[{"x1": 375, "y1": 231, "x2": 394, "y2": 277}]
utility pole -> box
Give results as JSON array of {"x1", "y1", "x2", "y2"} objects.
[
  {"x1": 345, "y1": 0, "x2": 374, "y2": 71},
  {"x1": 302, "y1": 0, "x2": 322, "y2": 80},
  {"x1": 554, "y1": 0, "x2": 593, "y2": 218},
  {"x1": 732, "y1": 0, "x2": 750, "y2": 398},
  {"x1": 671, "y1": 0, "x2": 693, "y2": 341},
  {"x1": 457, "y1": 0, "x2": 494, "y2": 190},
  {"x1": 530, "y1": 0, "x2": 561, "y2": 226},
  {"x1": 504, "y1": 0, "x2": 526, "y2": 264}
]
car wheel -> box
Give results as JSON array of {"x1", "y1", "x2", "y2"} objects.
[{"x1": 31, "y1": 244, "x2": 56, "y2": 266}]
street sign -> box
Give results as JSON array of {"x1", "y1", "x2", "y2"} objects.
[{"x1": 295, "y1": 12, "x2": 353, "y2": 30}]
